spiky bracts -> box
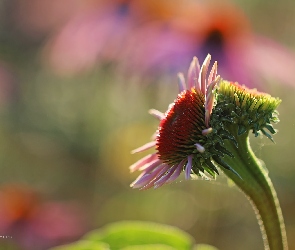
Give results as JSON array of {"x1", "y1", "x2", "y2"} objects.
[{"x1": 213, "y1": 80, "x2": 281, "y2": 141}]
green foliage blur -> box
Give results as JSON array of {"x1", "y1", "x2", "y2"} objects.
[
  {"x1": 51, "y1": 221, "x2": 217, "y2": 250},
  {"x1": 0, "y1": 0, "x2": 295, "y2": 250}
]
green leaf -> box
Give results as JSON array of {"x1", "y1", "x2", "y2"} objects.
[
  {"x1": 84, "y1": 221, "x2": 194, "y2": 250},
  {"x1": 50, "y1": 240, "x2": 109, "y2": 250}
]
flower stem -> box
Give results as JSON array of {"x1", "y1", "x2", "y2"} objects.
[{"x1": 222, "y1": 124, "x2": 288, "y2": 250}]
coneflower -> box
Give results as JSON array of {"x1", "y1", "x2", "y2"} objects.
[{"x1": 130, "y1": 55, "x2": 237, "y2": 190}]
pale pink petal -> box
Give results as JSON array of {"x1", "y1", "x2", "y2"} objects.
[
  {"x1": 208, "y1": 61, "x2": 218, "y2": 84},
  {"x1": 131, "y1": 165, "x2": 164, "y2": 188},
  {"x1": 131, "y1": 141, "x2": 156, "y2": 154},
  {"x1": 129, "y1": 153, "x2": 157, "y2": 172},
  {"x1": 185, "y1": 155, "x2": 193, "y2": 179},
  {"x1": 154, "y1": 164, "x2": 178, "y2": 188},
  {"x1": 167, "y1": 159, "x2": 186, "y2": 183},
  {"x1": 187, "y1": 56, "x2": 200, "y2": 90},
  {"x1": 140, "y1": 164, "x2": 170, "y2": 190},
  {"x1": 139, "y1": 158, "x2": 162, "y2": 172},
  {"x1": 198, "y1": 54, "x2": 211, "y2": 95},
  {"x1": 153, "y1": 164, "x2": 170, "y2": 180},
  {"x1": 149, "y1": 109, "x2": 165, "y2": 120},
  {"x1": 205, "y1": 76, "x2": 220, "y2": 127}
]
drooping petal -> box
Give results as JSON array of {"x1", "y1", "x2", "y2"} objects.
[
  {"x1": 153, "y1": 164, "x2": 179, "y2": 188},
  {"x1": 185, "y1": 155, "x2": 193, "y2": 179},
  {"x1": 167, "y1": 159, "x2": 186, "y2": 183},
  {"x1": 139, "y1": 158, "x2": 162, "y2": 172},
  {"x1": 130, "y1": 164, "x2": 164, "y2": 188},
  {"x1": 140, "y1": 164, "x2": 171, "y2": 190},
  {"x1": 129, "y1": 153, "x2": 157, "y2": 172}
]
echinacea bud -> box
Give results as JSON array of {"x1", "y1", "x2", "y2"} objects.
[{"x1": 212, "y1": 80, "x2": 281, "y2": 141}]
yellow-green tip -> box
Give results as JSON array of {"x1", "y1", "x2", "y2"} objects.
[
  {"x1": 218, "y1": 80, "x2": 281, "y2": 112},
  {"x1": 212, "y1": 80, "x2": 281, "y2": 140}
]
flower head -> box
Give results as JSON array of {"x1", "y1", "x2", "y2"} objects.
[{"x1": 130, "y1": 55, "x2": 237, "y2": 190}]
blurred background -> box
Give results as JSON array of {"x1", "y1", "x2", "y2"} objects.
[{"x1": 0, "y1": 0, "x2": 294, "y2": 249}]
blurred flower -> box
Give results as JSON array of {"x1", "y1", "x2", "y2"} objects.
[
  {"x1": 42, "y1": 0, "x2": 295, "y2": 88},
  {"x1": 42, "y1": 0, "x2": 194, "y2": 75},
  {"x1": 124, "y1": 1, "x2": 295, "y2": 87},
  {"x1": 129, "y1": 55, "x2": 237, "y2": 190},
  {"x1": 186, "y1": 2, "x2": 295, "y2": 88},
  {"x1": 10, "y1": 0, "x2": 83, "y2": 40},
  {"x1": 0, "y1": 184, "x2": 87, "y2": 250},
  {"x1": 43, "y1": 0, "x2": 139, "y2": 75}
]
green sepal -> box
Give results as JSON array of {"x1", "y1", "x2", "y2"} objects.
[
  {"x1": 261, "y1": 129, "x2": 274, "y2": 142},
  {"x1": 238, "y1": 125, "x2": 247, "y2": 135},
  {"x1": 212, "y1": 155, "x2": 242, "y2": 179},
  {"x1": 205, "y1": 159, "x2": 219, "y2": 175},
  {"x1": 264, "y1": 124, "x2": 276, "y2": 134},
  {"x1": 215, "y1": 144, "x2": 234, "y2": 158},
  {"x1": 202, "y1": 165, "x2": 217, "y2": 178}
]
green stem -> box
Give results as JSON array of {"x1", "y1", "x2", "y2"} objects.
[{"x1": 223, "y1": 124, "x2": 288, "y2": 250}]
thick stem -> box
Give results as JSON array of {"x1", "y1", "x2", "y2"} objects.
[{"x1": 222, "y1": 125, "x2": 288, "y2": 250}]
